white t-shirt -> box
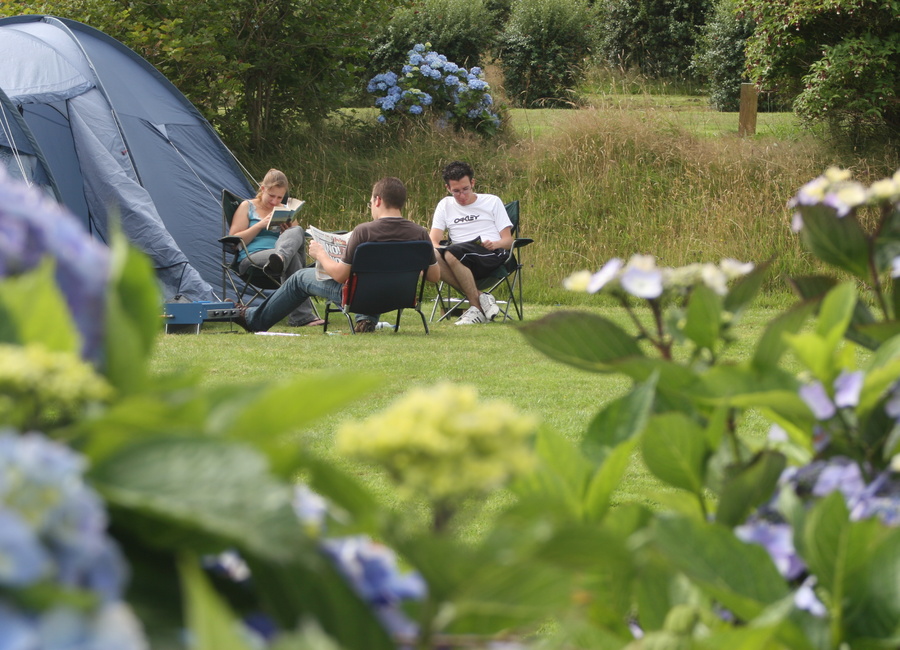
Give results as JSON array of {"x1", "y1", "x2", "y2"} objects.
[{"x1": 431, "y1": 193, "x2": 512, "y2": 243}]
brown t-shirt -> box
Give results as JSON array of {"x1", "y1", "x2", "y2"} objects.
[{"x1": 341, "y1": 217, "x2": 436, "y2": 266}]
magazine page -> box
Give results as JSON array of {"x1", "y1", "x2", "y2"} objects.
[{"x1": 308, "y1": 225, "x2": 351, "y2": 281}]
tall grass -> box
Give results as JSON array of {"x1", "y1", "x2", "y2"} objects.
[{"x1": 241, "y1": 103, "x2": 898, "y2": 306}]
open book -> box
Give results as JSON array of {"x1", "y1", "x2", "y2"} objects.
[
  {"x1": 268, "y1": 198, "x2": 305, "y2": 231},
  {"x1": 308, "y1": 225, "x2": 351, "y2": 281}
]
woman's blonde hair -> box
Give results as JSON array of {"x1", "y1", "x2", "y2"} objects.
[{"x1": 256, "y1": 168, "x2": 289, "y2": 199}]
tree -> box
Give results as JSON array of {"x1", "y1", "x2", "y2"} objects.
[
  {"x1": 740, "y1": 0, "x2": 900, "y2": 141},
  {"x1": 595, "y1": 0, "x2": 713, "y2": 79},
  {"x1": 1, "y1": 0, "x2": 390, "y2": 150}
]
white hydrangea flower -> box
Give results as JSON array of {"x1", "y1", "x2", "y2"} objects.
[
  {"x1": 719, "y1": 258, "x2": 755, "y2": 280},
  {"x1": 588, "y1": 258, "x2": 623, "y2": 293},
  {"x1": 701, "y1": 263, "x2": 728, "y2": 295}
]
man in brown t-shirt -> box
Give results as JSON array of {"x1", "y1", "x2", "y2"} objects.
[{"x1": 236, "y1": 177, "x2": 439, "y2": 332}]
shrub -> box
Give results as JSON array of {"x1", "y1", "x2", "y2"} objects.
[
  {"x1": 595, "y1": 0, "x2": 713, "y2": 80},
  {"x1": 691, "y1": 0, "x2": 753, "y2": 111},
  {"x1": 793, "y1": 34, "x2": 900, "y2": 143},
  {"x1": 498, "y1": 0, "x2": 596, "y2": 108},
  {"x1": 367, "y1": 0, "x2": 497, "y2": 80},
  {"x1": 368, "y1": 44, "x2": 503, "y2": 136},
  {"x1": 741, "y1": 0, "x2": 900, "y2": 144}
]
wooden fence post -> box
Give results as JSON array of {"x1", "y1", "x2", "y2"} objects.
[{"x1": 738, "y1": 83, "x2": 758, "y2": 137}]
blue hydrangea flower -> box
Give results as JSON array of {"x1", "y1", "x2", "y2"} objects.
[
  {"x1": 0, "y1": 509, "x2": 50, "y2": 586},
  {"x1": 0, "y1": 432, "x2": 144, "y2": 647},
  {"x1": 444, "y1": 75, "x2": 460, "y2": 87},
  {"x1": 794, "y1": 577, "x2": 826, "y2": 617},
  {"x1": 470, "y1": 66, "x2": 482, "y2": 76},
  {"x1": 409, "y1": 53, "x2": 424, "y2": 66},
  {"x1": 0, "y1": 168, "x2": 110, "y2": 362},
  {"x1": 409, "y1": 105, "x2": 423, "y2": 115},
  {"x1": 833, "y1": 370, "x2": 864, "y2": 408},
  {"x1": 421, "y1": 93, "x2": 433, "y2": 106},
  {"x1": 413, "y1": 43, "x2": 425, "y2": 53},
  {"x1": 468, "y1": 79, "x2": 488, "y2": 92},
  {"x1": 799, "y1": 381, "x2": 836, "y2": 420},
  {"x1": 444, "y1": 62, "x2": 459, "y2": 74},
  {"x1": 377, "y1": 115, "x2": 386, "y2": 124},
  {"x1": 812, "y1": 458, "x2": 865, "y2": 501},
  {"x1": 322, "y1": 535, "x2": 425, "y2": 636},
  {"x1": 735, "y1": 519, "x2": 805, "y2": 580}
]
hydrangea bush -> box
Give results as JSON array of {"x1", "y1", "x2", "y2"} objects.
[
  {"x1": 0, "y1": 431, "x2": 145, "y2": 649},
  {"x1": 337, "y1": 383, "x2": 536, "y2": 531},
  {"x1": 367, "y1": 44, "x2": 502, "y2": 136},
  {"x1": 516, "y1": 167, "x2": 900, "y2": 648}
]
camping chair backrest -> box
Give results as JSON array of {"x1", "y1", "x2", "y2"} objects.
[
  {"x1": 344, "y1": 241, "x2": 435, "y2": 316},
  {"x1": 221, "y1": 188, "x2": 244, "y2": 236},
  {"x1": 505, "y1": 200, "x2": 520, "y2": 238}
]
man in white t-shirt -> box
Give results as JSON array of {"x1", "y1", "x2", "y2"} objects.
[{"x1": 430, "y1": 161, "x2": 513, "y2": 325}]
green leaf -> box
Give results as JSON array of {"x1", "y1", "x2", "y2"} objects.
[
  {"x1": 753, "y1": 299, "x2": 817, "y2": 371},
  {"x1": 843, "y1": 526, "x2": 900, "y2": 642},
  {"x1": 816, "y1": 281, "x2": 856, "y2": 345},
  {"x1": 723, "y1": 259, "x2": 771, "y2": 316},
  {"x1": 514, "y1": 429, "x2": 595, "y2": 518},
  {"x1": 178, "y1": 553, "x2": 255, "y2": 650},
  {"x1": 684, "y1": 284, "x2": 723, "y2": 350},
  {"x1": 715, "y1": 451, "x2": 786, "y2": 527},
  {"x1": 584, "y1": 438, "x2": 638, "y2": 522},
  {"x1": 654, "y1": 516, "x2": 789, "y2": 620},
  {"x1": 215, "y1": 372, "x2": 378, "y2": 477},
  {"x1": 103, "y1": 232, "x2": 161, "y2": 392},
  {"x1": 641, "y1": 413, "x2": 707, "y2": 495},
  {"x1": 89, "y1": 437, "x2": 307, "y2": 562},
  {"x1": 799, "y1": 205, "x2": 870, "y2": 278},
  {"x1": 788, "y1": 275, "x2": 837, "y2": 303},
  {"x1": 0, "y1": 260, "x2": 78, "y2": 354},
  {"x1": 583, "y1": 374, "x2": 657, "y2": 461},
  {"x1": 519, "y1": 311, "x2": 644, "y2": 372}
]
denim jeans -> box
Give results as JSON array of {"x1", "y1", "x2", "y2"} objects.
[
  {"x1": 245, "y1": 267, "x2": 342, "y2": 331},
  {"x1": 239, "y1": 227, "x2": 317, "y2": 325}
]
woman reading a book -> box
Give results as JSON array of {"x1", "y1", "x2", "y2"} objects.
[{"x1": 229, "y1": 168, "x2": 322, "y2": 326}]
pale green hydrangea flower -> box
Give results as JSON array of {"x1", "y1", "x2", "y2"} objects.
[
  {"x1": 0, "y1": 344, "x2": 113, "y2": 430},
  {"x1": 336, "y1": 383, "x2": 536, "y2": 505}
]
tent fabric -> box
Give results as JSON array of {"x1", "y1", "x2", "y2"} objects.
[{"x1": 0, "y1": 15, "x2": 256, "y2": 301}]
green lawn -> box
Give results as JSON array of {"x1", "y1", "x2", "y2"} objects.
[{"x1": 150, "y1": 301, "x2": 781, "y2": 516}]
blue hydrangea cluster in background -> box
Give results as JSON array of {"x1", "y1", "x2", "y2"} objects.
[
  {"x1": 367, "y1": 44, "x2": 502, "y2": 136},
  {"x1": 0, "y1": 431, "x2": 146, "y2": 649},
  {"x1": 0, "y1": 168, "x2": 109, "y2": 363}
]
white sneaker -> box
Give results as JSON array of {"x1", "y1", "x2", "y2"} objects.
[
  {"x1": 455, "y1": 306, "x2": 487, "y2": 325},
  {"x1": 478, "y1": 293, "x2": 500, "y2": 321}
]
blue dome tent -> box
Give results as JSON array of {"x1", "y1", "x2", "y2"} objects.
[{"x1": 0, "y1": 15, "x2": 256, "y2": 301}]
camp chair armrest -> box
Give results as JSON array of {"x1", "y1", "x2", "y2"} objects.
[
  {"x1": 218, "y1": 234, "x2": 248, "y2": 255},
  {"x1": 511, "y1": 237, "x2": 534, "y2": 250}
]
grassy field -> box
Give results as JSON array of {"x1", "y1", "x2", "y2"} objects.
[
  {"x1": 263, "y1": 96, "x2": 898, "y2": 310},
  {"x1": 150, "y1": 299, "x2": 785, "y2": 527},
  {"x1": 182, "y1": 90, "x2": 896, "y2": 533}
]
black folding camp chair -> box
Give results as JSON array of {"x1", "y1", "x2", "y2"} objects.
[
  {"x1": 323, "y1": 241, "x2": 434, "y2": 334},
  {"x1": 430, "y1": 200, "x2": 533, "y2": 322}
]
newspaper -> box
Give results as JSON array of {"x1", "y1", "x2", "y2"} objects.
[{"x1": 308, "y1": 225, "x2": 351, "y2": 281}]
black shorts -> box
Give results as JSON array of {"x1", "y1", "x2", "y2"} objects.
[{"x1": 439, "y1": 240, "x2": 508, "y2": 280}]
